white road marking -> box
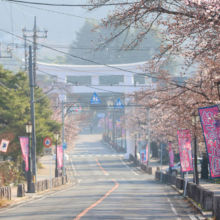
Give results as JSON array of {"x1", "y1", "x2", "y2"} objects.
[
  {"x1": 70, "y1": 159, "x2": 80, "y2": 176},
  {"x1": 170, "y1": 203, "x2": 177, "y2": 215},
  {"x1": 124, "y1": 218, "x2": 148, "y2": 219},
  {"x1": 188, "y1": 215, "x2": 197, "y2": 220},
  {"x1": 96, "y1": 155, "x2": 100, "y2": 156},
  {"x1": 104, "y1": 155, "x2": 108, "y2": 157},
  {"x1": 0, "y1": 184, "x2": 80, "y2": 214},
  {"x1": 112, "y1": 155, "x2": 116, "y2": 156},
  {"x1": 120, "y1": 158, "x2": 139, "y2": 175}
]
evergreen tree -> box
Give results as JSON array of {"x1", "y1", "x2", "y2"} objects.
[
  {"x1": 66, "y1": 20, "x2": 161, "y2": 65},
  {"x1": 0, "y1": 66, "x2": 61, "y2": 158}
]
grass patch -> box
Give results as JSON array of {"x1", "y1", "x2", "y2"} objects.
[
  {"x1": 0, "y1": 198, "x2": 9, "y2": 208},
  {"x1": 37, "y1": 162, "x2": 45, "y2": 169}
]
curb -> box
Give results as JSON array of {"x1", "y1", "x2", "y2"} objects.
[{"x1": 6, "y1": 181, "x2": 76, "y2": 207}]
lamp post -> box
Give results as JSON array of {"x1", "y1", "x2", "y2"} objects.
[
  {"x1": 25, "y1": 121, "x2": 32, "y2": 192},
  {"x1": 167, "y1": 136, "x2": 173, "y2": 175},
  {"x1": 191, "y1": 110, "x2": 200, "y2": 185},
  {"x1": 54, "y1": 131, "x2": 59, "y2": 177}
]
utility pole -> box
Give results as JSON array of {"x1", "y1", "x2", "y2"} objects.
[
  {"x1": 29, "y1": 45, "x2": 37, "y2": 185},
  {"x1": 147, "y1": 108, "x2": 151, "y2": 166},
  {"x1": 23, "y1": 17, "x2": 47, "y2": 181},
  {"x1": 62, "y1": 101, "x2": 65, "y2": 176},
  {"x1": 22, "y1": 16, "x2": 47, "y2": 83}
]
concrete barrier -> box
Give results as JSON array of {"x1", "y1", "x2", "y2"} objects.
[
  {"x1": 148, "y1": 167, "x2": 153, "y2": 174},
  {"x1": 190, "y1": 183, "x2": 197, "y2": 201},
  {"x1": 170, "y1": 175, "x2": 176, "y2": 185},
  {"x1": 213, "y1": 195, "x2": 220, "y2": 220},
  {"x1": 17, "y1": 184, "x2": 25, "y2": 197},
  {"x1": 195, "y1": 185, "x2": 203, "y2": 204},
  {"x1": 176, "y1": 177, "x2": 184, "y2": 190},
  {"x1": 202, "y1": 189, "x2": 214, "y2": 211}
]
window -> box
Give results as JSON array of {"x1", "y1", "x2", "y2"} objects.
[
  {"x1": 67, "y1": 76, "x2": 91, "y2": 85},
  {"x1": 99, "y1": 75, "x2": 124, "y2": 85},
  {"x1": 133, "y1": 74, "x2": 145, "y2": 84}
]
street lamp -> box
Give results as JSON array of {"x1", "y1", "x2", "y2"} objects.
[
  {"x1": 167, "y1": 136, "x2": 173, "y2": 175},
  {"x1": 54, "y1": 131, "x2": 59, "y2": 177},
  {"x1": 191, "y1": 110, "x2": 200, "y2": 185},
  {"x1": 134, "y1": 132, "x2": 137, "y2": 158},
  {"x1": 25, "y1": 121, "x2": 32, "y2": 192}
]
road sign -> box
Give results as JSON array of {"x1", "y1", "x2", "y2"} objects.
[
  {"x1": 114, "y1": 99, "x2": 124, "y2": 109},
  {"x1": 90, "y1": 92, "x2": 101, "y2": 104},
  {"x1": 44, "y1": 147, "x2": 52, "y2": 156},
  {"x1": 62, "y1": 142, "x2": 67, "y2": 150},
  {"x1": 43, "y1": 137, "x2": 52, "y2": 148}
]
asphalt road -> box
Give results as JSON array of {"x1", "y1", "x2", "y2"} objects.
[{"x1": 0, "y1": 134, "x2": 203, "y2": 220}]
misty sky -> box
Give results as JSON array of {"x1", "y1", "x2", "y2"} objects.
[{"x1": 0, "y1": 0, "x2": 113, "y2": 59}]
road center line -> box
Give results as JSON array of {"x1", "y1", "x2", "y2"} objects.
[
  {"x1": 95, "y1": 158, "x2": 109, "y2": 175},
  {"x1": 120, "y1": 158, "x2": 139, "y2": 175},
  {"x1": 73, "y1": 179, "x2": 119, "y2": 220}
]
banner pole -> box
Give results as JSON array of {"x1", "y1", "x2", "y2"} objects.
[
  {"x1": 50, "y1": 154, "x2": 52, "y2": 190},
  {"x1": 160, "y1": 143, "x2": 163, "y2": 182},
  {"x1": 183, "y1": 172, "x2": 188, "y2": 197}
]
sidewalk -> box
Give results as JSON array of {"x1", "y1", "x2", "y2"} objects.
[
  {"x1": 10, "y1": 155, "x2": 56, "y2": 201},
  {"x1": 150, "y1": 157, "x2": 220, "y2": 195}
]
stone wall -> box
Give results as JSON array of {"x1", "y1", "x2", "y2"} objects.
[
  {"x1": 129, "y1": 154, "x2": 156, "y2": 175},
  {"x1": 0, "y1": 186, "x2": 11, "y2": 200},
  {"x1": 19, "y1": 175, "x2": 68, "y2": 195}
]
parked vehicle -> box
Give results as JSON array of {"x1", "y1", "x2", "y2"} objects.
[{"x1": 165, "y1": 158, "x2": 202, "y2": 176}]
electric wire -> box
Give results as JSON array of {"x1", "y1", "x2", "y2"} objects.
[
  {"x1": 4, "y1": 0, "x2": 136, "y2": 7},
  {"x1": 7, "y1": 1, "x2": 100, "y2": 21},
  {"x1": 0, "y1": 28, "x2": 160, "y2": 79}
]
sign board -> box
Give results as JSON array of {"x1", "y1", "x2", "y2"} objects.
[
  {"x1": 198, "y1": 105, "x2": 220, "y2": 178},
  {"x1": 114, "y1": 99, "x2": 124, "y2": 109},
  {"x1": 97, "y1": 113, "x2": 105, "y2": 118},
  {"x1": 44, "y1": 137, "x2": 52, "y2": 148},
  {"x1": 44, "y1": 147, "x2": 52, "y2": 156},
  {"x1": 140, "y1": 150, "x2": 147, "y2": 165},
  {"x1": 62, "y1": 142, "x2": 67, "y2": 150},
  {"x1": 90, "y1": 92, "x2": 101, "y2": 104},
  {"x1": 177, "y1": 130, "x2": 193, "y2": 172},
  {"x1": 0, "y1": 139, "x2": 10, "y2": 153}
]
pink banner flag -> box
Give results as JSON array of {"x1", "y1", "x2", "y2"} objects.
[
  {"x1": 146, "y1": 144, "x2": 148, "y2": 164},
  {"x1": 0, "y1": 139, "x2": 10, "y2": 153},
  {"x1": 19, "y1": 137, "x2": 29, "y2": 171},
  {"x1": 168, "y1": 142, "x2": 174, "y2": 167},
  {"x1": 57, "y1": 145, "x2": 63, "y2": 169},
  {"x1": 199, "y1": 105, "x2": 220, "y2": 178},
  {"x1": 177, "y1": 130, "x2": 193, "y2": 172}
]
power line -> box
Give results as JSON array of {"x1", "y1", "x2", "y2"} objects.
[
  {"x1": 7, "y1": 1, "x2": 101, "y2": 21},
  {"x1": 0, "y1": 28, "x2": 160, "y2": 79},
  {"x1": 4, "y1": 0, "x2": 136, "y2": 6}
]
